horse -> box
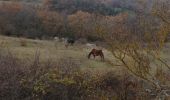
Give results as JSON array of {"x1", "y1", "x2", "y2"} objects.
[
  {"x1": 88, "y1": 49, "x2": 104, "y2": 61},
  {"x1": 65, "y1": 38, "x2": 75, "y2": 48}
]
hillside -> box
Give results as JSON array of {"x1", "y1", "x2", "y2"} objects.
[
  {"x1": 0, "y1": 35, "x2": 120, "y2": 72},
  {"x1": 1, "y1": 35, "x2": 170, "y2": 72},
  {"x1": 0, "y1": 0, "x2": 170, "y2": 99}
]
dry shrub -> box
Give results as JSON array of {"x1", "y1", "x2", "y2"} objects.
[
  {"x1": 0, "y1": 49, "x2": 25, "y2": 100},
  {"x1": 95, "y1": 72, "x2": 140, "y2": 100},
  {"x1": 27, "y1": 57, "x2": 90, "y2": 100},
  {"x1": 0, "y1": 49, "x2": 158, "y2": 100}
]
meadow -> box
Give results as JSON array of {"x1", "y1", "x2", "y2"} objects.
[
  {"x1": 0, "y1": 35, "x2": 137, "y2": 100},
  {"x1": 0, "y1": 35, "x2": 121, "y2": 73},
  {"x1": 0, "y1": 35, "x2": 170, "y2": 99},
  {"x1": 1, "y1": 35, "x2": 170, "y2": 71}
]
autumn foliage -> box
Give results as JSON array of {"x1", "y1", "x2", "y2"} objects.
[{"x1": 0, "y1": 0, "x2": 170, "y2": 99}]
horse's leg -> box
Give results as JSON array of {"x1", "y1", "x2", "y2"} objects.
[
  {"x1": 93, "y1": 54, "x2": 95, "y2": 59},
  {"x1": 100, "y1": 54, "x2": 104, "y2": 61},
  {"x1": 67, "y1": 43, "x2": 71, "y2": 47},
  {"x1": 102, "y1": 56, "x2": 104, "y2": 61},
  {"x1": 100, "y1": 55, "x2": 102, "y2": 61}
]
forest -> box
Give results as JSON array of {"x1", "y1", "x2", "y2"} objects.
[{"x1": 0, "y1": 0, "x2": 154, "y2": 39}]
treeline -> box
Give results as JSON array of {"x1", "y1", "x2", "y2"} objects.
[
  {"x1": 0, "y1": 1, "x2": 130, "y2": 41},
  {"x1": 0, "y1": 0, "x2": 162, "y2": 42},
  {"x1": 43, "y1": 0, "x2": 128, "y2": 15},
  {"x1": 1, "y1": 0, "x2": 142, "y2": 15}
]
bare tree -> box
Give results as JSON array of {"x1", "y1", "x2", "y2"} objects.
[{"x1": 96, "y1": 6, "x2": 170, "y2": 99}]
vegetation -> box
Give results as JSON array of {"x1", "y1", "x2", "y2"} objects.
[
  {"x1": 0, "y1": 0, "x2": 170, "y2": 100},
  {"x1": 0, "y1": 46, "x2": 144, "y2": 100},
  {"x1": 0, "y1": 0, "x2": 149, "y2": 40}
]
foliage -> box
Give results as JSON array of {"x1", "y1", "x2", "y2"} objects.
[
  {"x1": 0, "y1": 49, "x2": 143, "y2": 100},
  {"x1": 95, "y1": 1, "x2": 170, "y2": 99},
  {"x1": 43, "y1": 0, "x2": 126, "y2": 15}
]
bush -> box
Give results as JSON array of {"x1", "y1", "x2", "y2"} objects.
[
  {"x1": 0, "y1": 49, "x2": 154, "y2": 100},
  {"x1": 0, "y1": 49, "x2": 25, "y2": 99}
]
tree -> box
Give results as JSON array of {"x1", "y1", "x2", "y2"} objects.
[
  {"x1": 0, "y1": 2, "x2": 22, "y2": 36},
  {"x1": 68, "y1": 11, "x2": 92, "y2": 38},
  {"x1": 38, "y1": 10, "x2": 64, "y2": 38},
  {"x1": 97, "y1": 9, "x2": 170, "y2": 100},
  {"x1": 152, "y1": 0, "x2": 170, "y2": 43},
  {"x1": 153, "y1": 0, "x2": 170, "y2": 25}
]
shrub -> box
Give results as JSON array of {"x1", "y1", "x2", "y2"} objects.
[
  {"x1": 0, "y1": 49, "x2": 156, "y2": 100},
  {"x1": 0, "y1": 49, "x2": 25, "y2": 99}
]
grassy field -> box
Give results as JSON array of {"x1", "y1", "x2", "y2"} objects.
[
  {"x1": 1, "y1": 35, "x2": 170, "y2": 74},
  {"x1": 1, "y1": 35, "x2": 170, "y2": 99},
  {"x1": 0, "y1": 35, "x2": 122, "y2": 74}
]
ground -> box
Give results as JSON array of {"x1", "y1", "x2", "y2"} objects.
[
  {"x1": 0, "y1": 35, "x2": 121, "y2": 74},
  {"x1": 0, "y1": 35, "x2": 170, "y2": 74}
]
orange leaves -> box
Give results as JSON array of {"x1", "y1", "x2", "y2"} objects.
[
  {"x1": 38, "y1": 10, "x2": 63, "y2": 24},
  {"x1": 68, "y1": 11, "x2": 91, "y2": 26},
  {"x1": 37, "y1": 10, "x2": 64, "y2": 34},
  {"x1": 100, "y1": 12, "x2": 129, "y2": 24},
  {"x1": 0, "y1": 2, "x2": 22, "y2": 14},
  {"x1": 68, "y1": 11, "x2": 93, "y2": 37}
]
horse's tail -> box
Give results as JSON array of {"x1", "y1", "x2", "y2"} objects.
[
  {"x1": 88, "y1": 52, "x2": 92, "y2": 59},
  {"x1": 101, "y1": 51, "x2": 104, "y2": 61}
]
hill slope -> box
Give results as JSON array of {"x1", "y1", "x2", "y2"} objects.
[{"x1": 0, "y1": 35, "x2": 119, "y2": 72}]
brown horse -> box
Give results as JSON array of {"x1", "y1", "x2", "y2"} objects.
[{"x1": 88, "y1": 49, "x2": 104, "y2": 61}]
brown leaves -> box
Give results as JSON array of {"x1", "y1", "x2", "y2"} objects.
[{"x1": 0, "y1": 2, "x2": 22, "y2": 13}]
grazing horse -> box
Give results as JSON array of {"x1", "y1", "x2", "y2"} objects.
[
  {"x1": 65, "y1": 38, "x2": 75, "y2": 48},
  {"x1": 88, "y1": 49, "x2": 104, "y2": 61}
]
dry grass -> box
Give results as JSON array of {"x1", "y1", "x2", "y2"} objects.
[
  {"x1": 0, "y1": 47, "x2": 142, "y2": 100},
  {"x1": 0, "y1": 35, "x2": 118, "y2": 73},
  {"x1": 1, "y1": 35, "x2": 170, "y2": 73},
  {"x1": 0, "y1": 35, "x2": 170, "y2": 99}
]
